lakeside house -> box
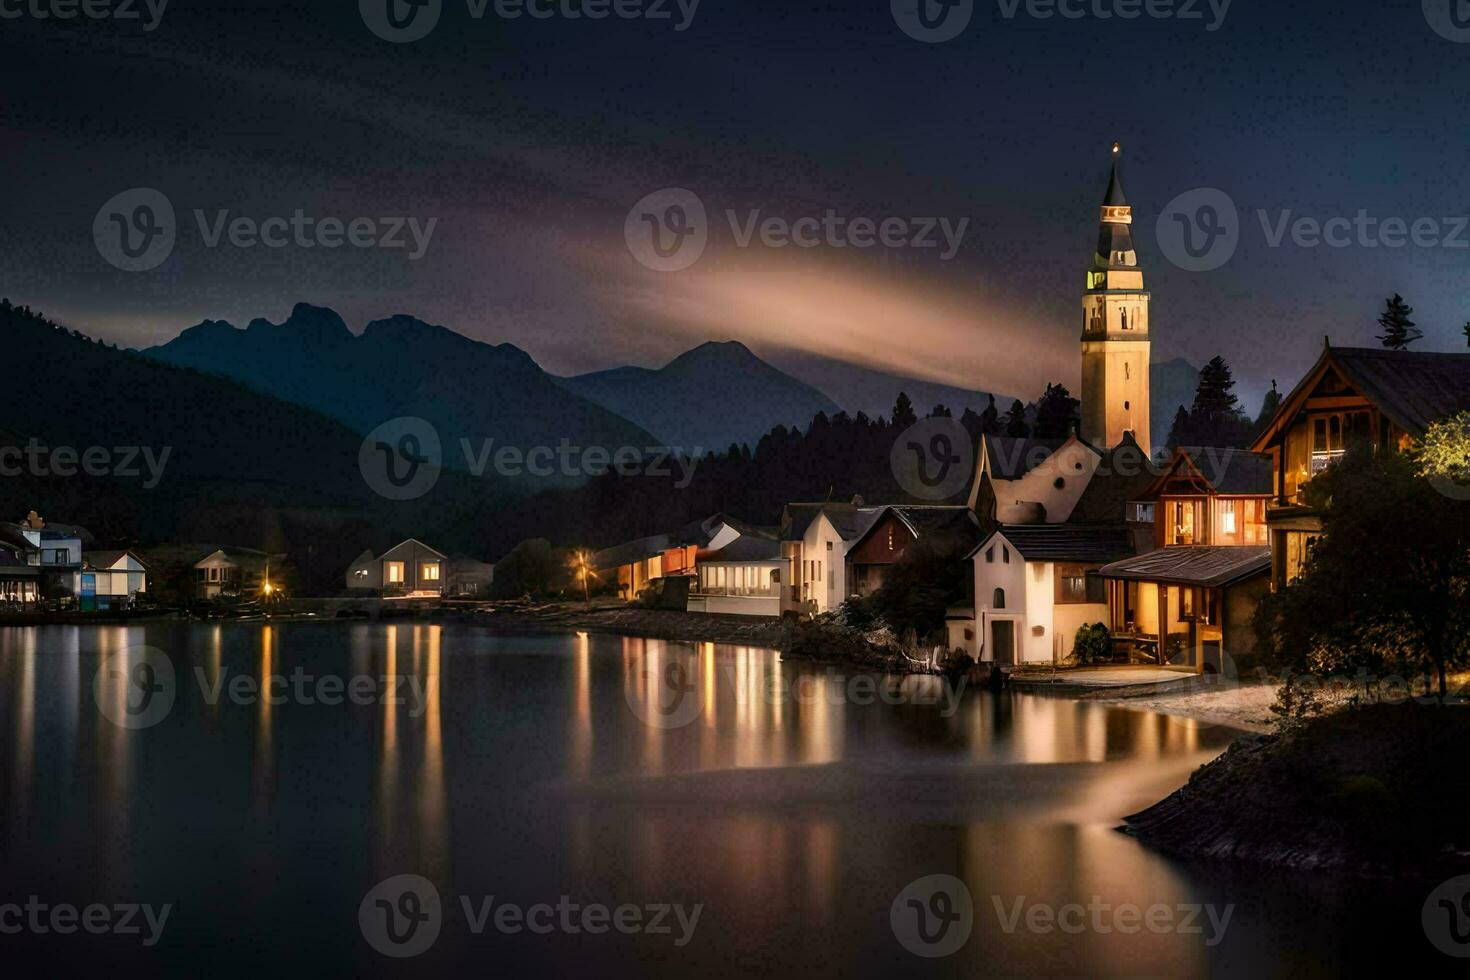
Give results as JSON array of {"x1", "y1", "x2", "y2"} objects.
[
  {"x1": 345, "y1": 539, "x2": 448, "y2": 598},
  {"x1": 1095, "y1": 447, "x2": 1273, "y2": 672},
  {"x1": 194, "y1": 547, "x2": 283, "y2": 600},
  {"x1": 957, "y1": 434, "x2": 1159, "y2": 664},
  {"x1": 845, "y1": 505, "x2": 981, "y2": 597},
  {"x1": 1250, "y1": 342, "x2": 1470, "y2": 589},
  {"x1": 0, "y1": 511, "x2": 92, "y2": 601},
  {"x1": 80, "y1": 550, "x2": 148, "y2": 610},
  {"x1": 779, "y1": 498, "x2": 884, "y2": 615}
]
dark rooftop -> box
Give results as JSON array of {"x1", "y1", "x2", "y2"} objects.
[
  {"x1": 1329, "y1": 346, "x2": 1470, "y2": 435},
  {"x1": 973, "y1": 524, "x2": 1135, "y2": 564},
  {"x1": 1098, "y1": 546, "x2": 1270, "y2": 588},
  {"x1": 1174, "y1": 447, "x2": 1274, "y2": 496}
]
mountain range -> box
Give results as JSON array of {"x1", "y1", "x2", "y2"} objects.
[
  {"x1": 144, "y1": 303, "x2": 1202, "y2": 456},
  {"x1": 555, "y1": 341, "x2": 841, "y2": 452},
  {"x1": 144, "y1": 305, "x2": 655, "y2": 476}
]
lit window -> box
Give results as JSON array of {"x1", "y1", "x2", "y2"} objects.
[
  {"x1": 385, "y1": 561, "x2": 405, "y2": 584},
  {"x1": 421, "y1": 562, "x2": 440, "y2": 582}
]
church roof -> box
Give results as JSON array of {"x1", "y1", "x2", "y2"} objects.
[{"x1": 1101, "y1": 157, "x2": 1128, "y2": 207}]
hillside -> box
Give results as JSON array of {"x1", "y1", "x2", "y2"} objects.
[
  {"x1": 0, "y1": 300, "x2": 506, "y2": 591},
  {"x1": 145, "y1": 304, "x2": 657, "y2": 475},
  {"x1": 557, "y1": 341, "x2": 841, "y2": 451}
]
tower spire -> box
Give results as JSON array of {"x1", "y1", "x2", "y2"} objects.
[{"x1": 1080, "y1": 142, "x2": 1151, "y2": 454}]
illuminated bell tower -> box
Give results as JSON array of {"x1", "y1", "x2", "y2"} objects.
[{"x1": 1080, "y1": 143, "x2": 1151, "y2": 455}]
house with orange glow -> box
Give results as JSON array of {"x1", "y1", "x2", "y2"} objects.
[
  {"x1": 1250, "y1": 342, "x2": 1470, "y2": 589},
  {"x1": 345, "y1": 539, "x2": 447, "y2": 597},
  {"x1": 1094, "y1": 447, "x2": 1273, "y2": 672}
]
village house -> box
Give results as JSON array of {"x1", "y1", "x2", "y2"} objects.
[
  {"x1": 195, "y1": 547, "x2": 284, "y2": 600},
  {"x1": 593, "y1": 514, "x2": 775, "y2": 612},
  {"x1": 80, "y1": 550, "x2": 148, "y2": 610},
  {"x1": 1095, "y1": 447, "x2": 1273, "y2": 672},
  {"x1": 345, "y1": 539, "x2": 448, "y2": 597},
  {"x1": 845, "y1": 505, "x2": 981, "y2": 598},
  {"x1": 0, "y1": 511, "x2": 91, "y2": 600},
  {"x1": 957, "y1": 435, "x2": 1159, "y2": 663},
  {"x1": 778, "y1": 498, "x2": 884, "y2": 616},
  {"x1": 1250, "y1": 342, "x2": 1470, "y2": 589}
]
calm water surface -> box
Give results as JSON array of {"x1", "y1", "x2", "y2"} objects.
[{"x1": 0, "y1": 623, "x2": 1446, "y2": 976}]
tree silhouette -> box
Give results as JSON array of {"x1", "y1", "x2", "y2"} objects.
[
  {"x1": 978, "y1": 393, "x2": 1000, "y2": 434},
  {"x1": 890, "y1": 392, "x2": 917, "y2": 431},
  {"x1": 1034, "y1": 383, "x2": 1080, "y2": 439},
  {"x1": 1002, "y1": 399, "x2": 1030, "y2": 438},
  {"x1": 1376, "y1": 294, "x2": 1422, "y2": 350}
]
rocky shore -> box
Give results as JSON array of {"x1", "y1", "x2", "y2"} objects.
[{"x1": 1122, "y1": 702, "x2": 1470, "y2": 875}]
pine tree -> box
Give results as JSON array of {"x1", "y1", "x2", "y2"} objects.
[
  {"x1": 1003, "y1": 399, "x2": 1030, "y2": 438},
  {"x1": 978, "y1": 393, "x2": 1000, "y2": 434},
  {"x1": 1376, "y1": 294, "x2": 1422, "y2": 350},
  {"x1": 1462, "y1": 321, "x2": 1470, "y2": 348},
  {"x1": 891, "y1": 392, "x2": 917, "y2": 430}
]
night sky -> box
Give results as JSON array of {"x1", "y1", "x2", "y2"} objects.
[{"x1": 5, "y1": 0, "x2": 1469, "y2": 410}]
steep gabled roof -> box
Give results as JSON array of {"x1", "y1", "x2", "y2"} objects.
[
  {"x1": 970, "y1": 524, "x2": 1134, "y2": 564},
  {"x1": 1141, "y1": 447, "x2": 1273, "y2": 498},
  {"x1": 1253, "y1": 344, "x2": 1470, "y2": 451},
  {"x1": 1067, "y1": 432, "x2": 1161, "y2": 524},
  {"x1": 1327, "y1": 346, "x2": 1470, "y2": 435},
  {"x1": 982, "y1": 435, "x2": 1071, "y2": 480}
]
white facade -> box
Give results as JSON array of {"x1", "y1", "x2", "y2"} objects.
[
  {"x1": 970, "y1": 531, "x2": 1109, "y2": 665},
  {"x1": 798, "y1": 513, "x2": 849, "y2": 614},
  {"x1": 981, "y1": 435, "x2": 1101, "y2": 524}
]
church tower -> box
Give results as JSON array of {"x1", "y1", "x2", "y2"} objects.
[{"x1": 1080, "y1": 143, "x2": 1151, "y2": 455}]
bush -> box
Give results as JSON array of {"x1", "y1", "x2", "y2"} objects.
[{"x1": 1072, "y1": 622, "x2": 1111, "y2": 664}]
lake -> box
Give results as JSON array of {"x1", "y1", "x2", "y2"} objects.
[{"x1": 0, "y1": 622, "x2": 1449, "y2": 976}]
